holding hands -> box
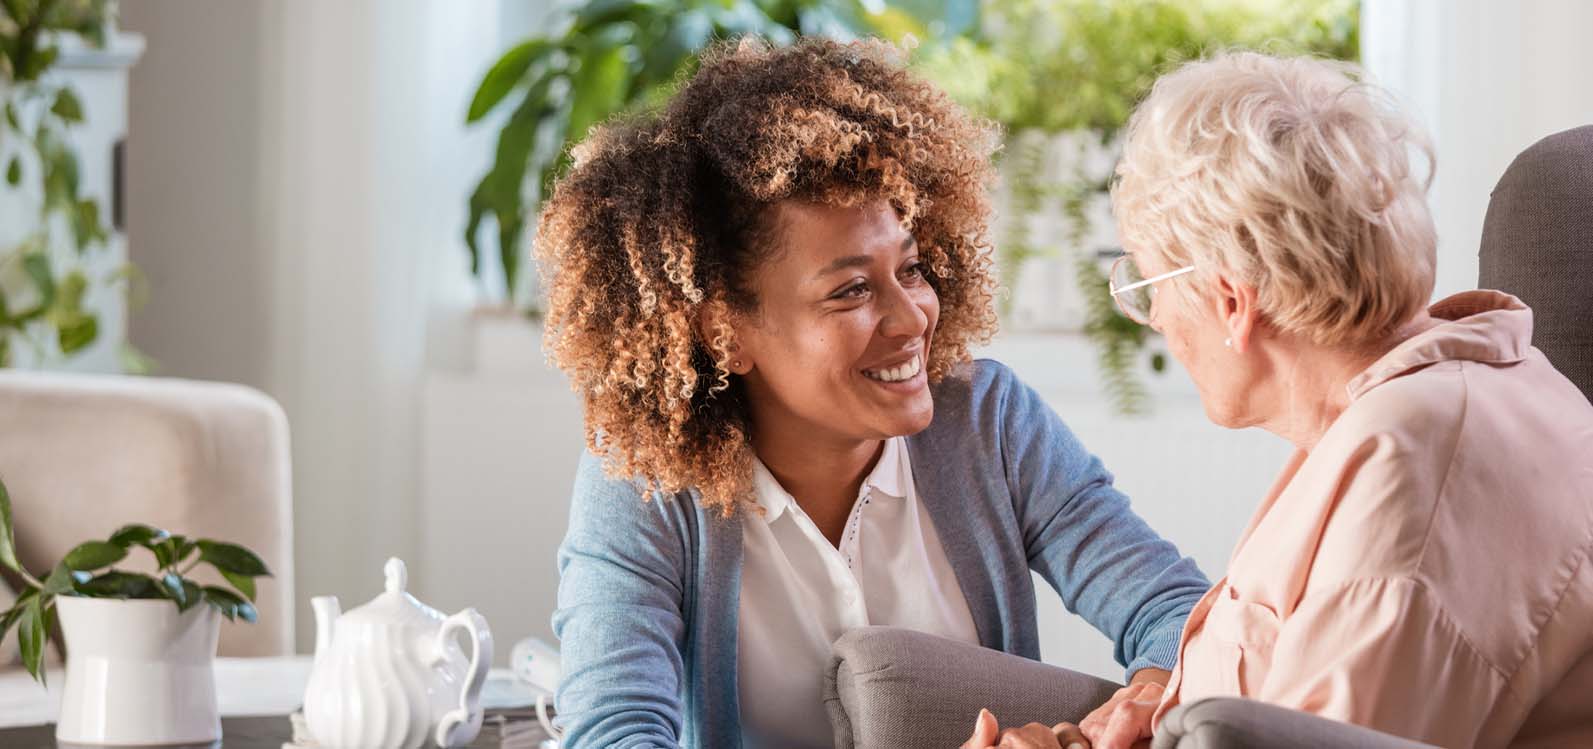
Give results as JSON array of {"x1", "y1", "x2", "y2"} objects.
[{"x1": 961, "y1": 669, "x2": 1168, "y2": 749}]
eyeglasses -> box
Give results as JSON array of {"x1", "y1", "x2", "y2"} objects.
[{"x1": 1108, "y1": 255, "x2": 1195, "y2": 325}]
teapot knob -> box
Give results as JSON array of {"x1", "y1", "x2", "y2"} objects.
[{"x1": 384, "y1": 557, "x2": 407, "y2": 594}]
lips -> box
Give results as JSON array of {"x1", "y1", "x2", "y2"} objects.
[{"x1": 862, "y1": 354, "x2": 922, "y2": 383}]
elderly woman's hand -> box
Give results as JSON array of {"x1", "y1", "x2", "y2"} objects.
[
  {"x1": 961, "y1": 709, "x2": 1090, "y2": 749},
  {"x1": 1075, "y1": 668, "x2": 1167, "y2": 749}
]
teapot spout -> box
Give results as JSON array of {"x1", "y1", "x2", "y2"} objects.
[{"x1": 310, "y1": 596, "x2": 341, "y2": 668}]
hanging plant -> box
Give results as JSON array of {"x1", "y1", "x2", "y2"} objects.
[
  {"x1": 0, "y1": 0, "x2": 125, "y2": 368},
  {"x1": 914, "y1": 0, "x2": 1359, "y2": 413}
]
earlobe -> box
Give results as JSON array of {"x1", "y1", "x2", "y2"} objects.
[{"x1": 1214, "y1": 274, "x2": 1259, "y2": 353}]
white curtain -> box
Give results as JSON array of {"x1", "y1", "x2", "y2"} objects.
[{"x1": 1362, "y1": 0, "x2": 1593, "y2": 299}]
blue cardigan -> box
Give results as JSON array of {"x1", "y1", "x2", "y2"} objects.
[{"x1": 552, "y1": 360, "x2": 1209, "y2": 748}]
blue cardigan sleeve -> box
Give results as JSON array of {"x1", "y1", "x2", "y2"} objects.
[
  {"x1": 551, "y1": 451, "x2": 690, "y2": 748},
  {"x1": 995, "y1": 365, "x2": 1210, "y2": 677}
]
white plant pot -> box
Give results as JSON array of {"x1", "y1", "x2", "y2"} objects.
[{"x1": 55, "y1": 597, "x2": 222, "y2": 747}]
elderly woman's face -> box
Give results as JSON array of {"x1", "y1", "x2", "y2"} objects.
[
  {"x1": 732, "y1": 199, "x2": 940, "y2": 445},
  {"x1": 1127, "y1": 248, "x2": 1254, "y2": 428}
]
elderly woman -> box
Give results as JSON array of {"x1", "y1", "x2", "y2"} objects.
[
  {"x1": 542, "y1": 38, "x2": 1208, "y2": 749},
  {"x1": 969, "y1": 52, "x2": 1593, "y2": 749}
]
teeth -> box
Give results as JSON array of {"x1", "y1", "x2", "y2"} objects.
[{"x1": 865, "y1": 355, "x2": 922, "y2": 383}]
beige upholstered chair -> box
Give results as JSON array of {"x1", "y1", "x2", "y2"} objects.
[{"x1": 0, "y1": 371, "x2": 295, "y2": 664}]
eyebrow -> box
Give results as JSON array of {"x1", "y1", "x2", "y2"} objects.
[{"x1": 810, "y1": 236, "x2": 918, "y2": 281}]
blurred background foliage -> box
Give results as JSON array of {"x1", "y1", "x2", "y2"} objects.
[
  {"x1": 0, "y1": 0, "x2": 128, "y2": 369},
  {"x1": 914, "y1": 0, "x2": 1359, "y2": 412},
  {"x1": 466, "y1": 0, "x2": 1359, "y2": 410},
  {"x1": 464, "y1": 0, "x2": 979, "y2": 307}
]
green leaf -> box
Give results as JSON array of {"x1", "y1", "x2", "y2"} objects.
[
  {"x1": 21, "y1": 252, "x2": 55, "y2": 307},
  {"x1": 573, "y1": 0, "x2": 659, "y2": 33},
  {"x1": 202, "y1": 586, "x2": 255, "y2": 623},
  {"x1": 18, "y1": 597, "x2": 46, "y2": 684},
  {"x1": 50, "y1": 88, "x2": 84, "y2": 123},
  {"x1": 151, "y1": 534, "x2": 194, "y2": 569},
  {"x1": 159, "y1": 572, "x2": 191, "y2": 609},
  {"x1": 159, "y1": 573, "x2": 185, "y2": 608},
  {"x1": 0, "y1": 594, "x2": 29, "y2": 650},
  {"x1": 565, "y1": 43, "x2": 631, "y2": 147},
  {"x1": 196, "y1": 540, "x2": 270, "y2": 577},
  {"x1": 0, "y1": 477, "x2": 20, "y2": 574},
  {"x1": 466, "y1": 39, "x2": 551, "y2": 123},
  {"x1": 179, "y1": 578, "x2": 202, "y2": 612},
  {"x1": 72, "y1": 198, "x2": 106, "y2": 251},
  {"x1": 466, "y1": 72, "x2": 555, "y2": 297},
  {"x1": 62, "y1": 540, "x2": 126, "y2": 571},
  {"x1": 42, "y1": 563, "x2": 77, "y2": 595},
  {"x1": 37, "y1": 128, "x2": 81, "y2": 211},
  {"x1": 643, "y1": 9, "x2": 712, "y2": 78},
  {"x1": 19, "y1": 45, "x2": 60, "y2": 82},
  {"x1": 220, "y1": 570, "x2": 256, "y2": 602},
  {"x1": 5, "y1": 156, "x2": 19, "y2": 186},
  {"x1": 56, "y1": 312, "x2": 93, "y2": 354},
  {"x1": 108, "y1": 524, "x2": 170, "y2": 548},
  {"x1": 3, "y1": 101, "x2": 19, "y2": 131},
  {"x1": 75, "y1": 571, "x2": 161, "y2": 599}
]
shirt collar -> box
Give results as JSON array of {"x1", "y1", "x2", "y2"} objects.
[
  {"x1": 1345, "y1": 290, "x2": 1533, "y2": 400},
  {"x1": 750, "y1": 436, "x2": 911, "y2": 524}
]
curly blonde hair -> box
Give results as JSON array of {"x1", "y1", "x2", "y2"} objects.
[
  {"x1": 1113, "y1": 52, "x2": 1437, "y2": 348},
  {"x1": 536, "y1": 37, "x2": 1000, "y2": 513}
]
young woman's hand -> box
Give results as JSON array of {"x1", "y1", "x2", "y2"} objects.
[
  {"x1": 1075, "y1": 668, "x2": 1167, "y2": 749},
  {"x1": 961, "y1": 708, "x2": 1089, "y2": 749}
]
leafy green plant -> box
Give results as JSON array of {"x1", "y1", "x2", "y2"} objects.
[
  {"x1": 0, "y1": 476, "x2": 271, "y2": 684},
  {"x1": 0, "y1": 0, "x2": 131, "y2": 368},
  {"x1": 463, "y1": 0, "x2": 975, "y2": 306},
  {"x1": 915, "y1": 0, "x2": 1359, "y2": 413}
]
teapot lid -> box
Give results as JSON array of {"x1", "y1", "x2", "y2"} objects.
[{"x1": 340, "y1": 558, "x2": 443, "y2": 628}]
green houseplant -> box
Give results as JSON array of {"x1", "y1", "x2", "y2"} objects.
[
  {"x1": 463, "y1": 0, "x2": 975, "y2": 307},
  {"x1": 914, "y1": 0, "x2": 1359, "y2": 413},
  {"x1": 0, "y1": 0, "x2": 131, "y2": 368},
  {"x1": 0, "y1": 476, "x2": 270, "y2": 684}
]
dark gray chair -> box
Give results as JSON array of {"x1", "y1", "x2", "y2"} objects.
[
  {"x1": 1479, "y1": 124, "x2": 1593, "y2": 403},
  {"x1": 824, "y1": 627, "x2": 1435, "y2": 748}
]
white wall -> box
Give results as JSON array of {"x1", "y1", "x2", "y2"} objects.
[
  {"x1": 1363, "y1": 0, "x2": 1593, "y2": 299},
  {"x1": 122, "y1": 0, "x2": 508, "y2": 649}
]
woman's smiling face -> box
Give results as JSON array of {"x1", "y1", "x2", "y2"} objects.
[{"x1": 731, "y1": 199, "x2": 941, "y2": 446}]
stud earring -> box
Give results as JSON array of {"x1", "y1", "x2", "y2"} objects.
[
  {"x1": 1224, "y1": 338, "x2": 1232, "y2": 349},
  {"x1": 732, "y1": 359, "x2": 742, "y2": 370}
]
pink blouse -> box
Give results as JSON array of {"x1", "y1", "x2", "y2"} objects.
[{"x1": 1155, "y1": 291, "x2": 1593, "y2": 748}]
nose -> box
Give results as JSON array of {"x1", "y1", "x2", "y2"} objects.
[{"x1": 878, "y1": 279, "x2": 930, "y2": 340}]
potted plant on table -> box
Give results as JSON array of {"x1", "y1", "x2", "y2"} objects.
[{"x1": 0, "y1": 477, "x2": 271, "y2": 746}]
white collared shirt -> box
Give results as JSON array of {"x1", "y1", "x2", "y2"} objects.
[{"x1": 736, "y1": 436, "x2": 979, "y2": 748}]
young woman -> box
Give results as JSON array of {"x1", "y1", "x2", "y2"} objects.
[{"x1": 540, "y1": 38, "x2": 1209, "y2": 749}]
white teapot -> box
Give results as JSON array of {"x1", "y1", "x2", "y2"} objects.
[{"x1": 303, "y1": 558, "x2": 493, "y2": 748}]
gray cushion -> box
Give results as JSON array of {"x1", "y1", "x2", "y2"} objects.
[
  {"x1": 1479, "y1": 124, "x2": 1593, "y2": 404},
  {"x1": 825, "y1": 626, "x2": 1120, "y2": 749},
  {"x1": 1153, "y1": 698, "x2": 1438, "y2": 749}
]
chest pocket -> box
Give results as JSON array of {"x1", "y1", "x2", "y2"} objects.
[{"x1": 1203, "y1": 589, "x2": 1283, "y2": 696}]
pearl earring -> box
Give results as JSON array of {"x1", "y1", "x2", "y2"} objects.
[
  {"x1": 732, "y1": 359, "x2": 742, "y2": 370},
  {"x1": 1224, "y1": 338, "x2": 1232, "y2": 348}
]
